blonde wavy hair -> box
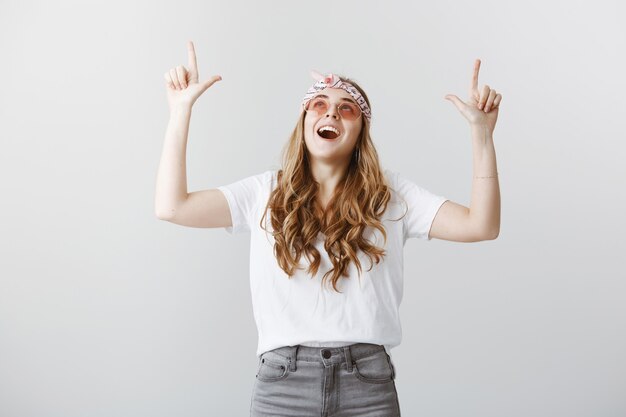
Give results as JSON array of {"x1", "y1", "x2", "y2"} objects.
[{"x1": 260, "y1": 75, "x2": 406, "y2": 293}]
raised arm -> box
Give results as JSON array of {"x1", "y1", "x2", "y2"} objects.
[
  {"x1": 154, "y1": 41, "x2": 230, "y2": 228},
  {"x1": 431, "y1": 58, "x2": 502, "y2": 242}
]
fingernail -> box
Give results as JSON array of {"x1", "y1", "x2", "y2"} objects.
[{"x1": 485, "y1": 106, "x2": 490, "y2": 112}]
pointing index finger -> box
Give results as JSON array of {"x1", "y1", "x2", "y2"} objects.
[
  {"x1": 471, "y1": 58, "x2": 481, "y2": 91},
  {"x1": 187, "y1": 40, "x2": 198, "y2": 74}
]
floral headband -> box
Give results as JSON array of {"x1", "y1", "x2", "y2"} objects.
[{"x1": 301, "y1": 70, "x2": 372, "y2": 121}]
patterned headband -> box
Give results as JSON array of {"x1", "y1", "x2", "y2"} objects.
[{"x1": 301, "y1": 70, "x2": 372, "y2": 121}]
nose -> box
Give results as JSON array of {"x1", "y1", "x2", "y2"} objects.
[{"x1": 325, "y1": 104, "x2": 340, "y2": 120}]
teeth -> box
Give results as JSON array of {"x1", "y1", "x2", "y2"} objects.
[{"x1": 318, "y1": 126, "x2": 340, "y2": 135}]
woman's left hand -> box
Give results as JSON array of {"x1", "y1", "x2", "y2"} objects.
[{"x1": 444, "y1": 59, "x2": 502, "y2": 133}]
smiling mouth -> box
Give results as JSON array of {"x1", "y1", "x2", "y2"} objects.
[{"x1": 317, "y1": 128, "x2": 340, "y2": 140}]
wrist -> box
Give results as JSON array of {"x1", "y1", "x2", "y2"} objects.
[
  {"x1": 470, "y1": 122, "x2": 491, "y2": 131},
  {"x1": 470, "y1": 123, "x2": 494, "y2": 144},
  {"x1": 169, "y1": 103, "x2": 193, "y2": 115}
]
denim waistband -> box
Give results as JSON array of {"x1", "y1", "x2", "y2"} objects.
[{"x1": 265, "y1": 342, "x2": 387, "y2": 368}]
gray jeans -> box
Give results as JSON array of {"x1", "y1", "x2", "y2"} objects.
[{"x1": 250, "y1": 342, "x2": 401, "y2": 416}]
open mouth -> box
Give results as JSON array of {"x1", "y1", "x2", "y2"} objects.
[{"x1": 317, "y1": 126, "x2": 340, "y2": 140}]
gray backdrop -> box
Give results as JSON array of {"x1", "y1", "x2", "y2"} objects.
[{"x1": 1, "y1": 0, "x2": 624, "y2": 416}]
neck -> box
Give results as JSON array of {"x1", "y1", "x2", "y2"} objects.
[{"x1": 309, "y1": 158, "x2": 350, "y2": 196}]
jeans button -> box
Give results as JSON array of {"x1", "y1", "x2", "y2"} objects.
[{"x1": 322, "y1": 349, "x2": 331, "y2": 359}]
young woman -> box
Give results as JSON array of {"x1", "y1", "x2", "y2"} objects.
[{"x1": 156, "y1": 41, "x2": 501, "y2": 417}]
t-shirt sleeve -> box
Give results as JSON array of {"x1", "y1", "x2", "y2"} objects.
[
  {"x1": 216, "y1": 170, "x2": 272, "y2": 235},
  {"x1": 392, "y1": 171, "x2": 449, "y2": 241}
]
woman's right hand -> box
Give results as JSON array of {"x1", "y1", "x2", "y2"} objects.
[{"x1": 164, "y1": 40, "x2": 222, "y2": 111}]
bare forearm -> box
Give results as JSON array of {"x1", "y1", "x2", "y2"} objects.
[
  {"x1": 469, "y1": 124, "x2": 501, "y2": 238},
  {"x1": 155, "y1": 105, "x2": 193, "y2": 219}
]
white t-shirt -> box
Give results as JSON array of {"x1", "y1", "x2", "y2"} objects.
[{"x1": 217, "y1": 168, "x2": 448, "y2": 371}]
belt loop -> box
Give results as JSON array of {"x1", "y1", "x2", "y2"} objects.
[
  {"x1": 288, "y1": 345, "x2": 298, "y2": 372},
  {"x1": 386, "y1": 353, "x2": 395, "y2": 380},
  {"x1": 343, "y1": 345, "x2": 353, "y2": 373}
]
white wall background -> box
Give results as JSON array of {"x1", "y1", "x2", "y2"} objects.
[{"x1": 1, "y1": 0, "x2": 624, "y2": 416}]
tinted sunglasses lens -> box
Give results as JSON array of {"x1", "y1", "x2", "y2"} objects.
[
  {"x1": 339, "y1": 102, "x2": 361, "y2": 120},
  {"x1": 307, "y1": 97, "x2": 328, "y2": 115}
]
